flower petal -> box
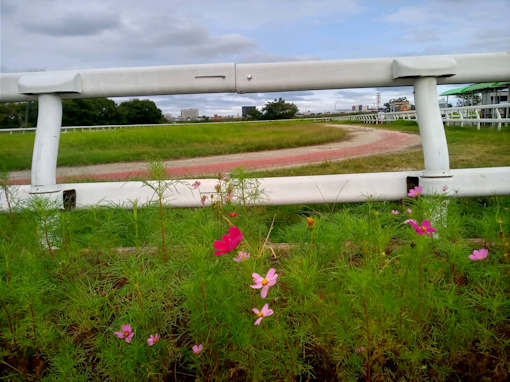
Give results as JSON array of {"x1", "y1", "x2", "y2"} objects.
[
  {"x1": 254, "y1": 317, "x2": 263, "y2": 325},
  {"x1": 252, "y1": 273, "x2": 264, "y2": 283},
  {"x1": 261, "y1": 285, "x2": 269, "y2": 298},
  {"x1": 213, "y1": 240, "x2": 227, "y2": 250}
]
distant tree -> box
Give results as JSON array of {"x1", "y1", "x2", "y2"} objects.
[
  {"x1": 261, "y1": 98, "x2": 298, "y2": 120},
  {"x1": 117, "y1": 99, "x2": 164, "y2": 124},
  {"x1": 62, "y1": 98, "x2": 119, "y2": 126},
  {"x1": 245, "y1": 108, "x2": 262, "y2": 120},
  {"x1": 0, "y1": 101, "x2": 38, "y2": 129},
  {"x1": 456, "y1": 93, "x2": 481, "y2": 107}
]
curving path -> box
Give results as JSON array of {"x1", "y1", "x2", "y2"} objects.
[{"x1": 8, "y1": 125, "x2": 421, "y2": 184}]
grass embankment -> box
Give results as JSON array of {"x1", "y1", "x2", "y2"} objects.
[
  {"x1": 250, "y1": 120, "x2": 510, "y2": 177},
  {"x1": 1, "y1": 193, "x2": 509, "y2": 380},
  {"x1": 0, "y1": 121, "x2": 347, "y2": 171}
]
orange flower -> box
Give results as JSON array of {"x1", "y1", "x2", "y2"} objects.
[{"x1": 306, "y1": 217, "x2": 315, "y2": 229}]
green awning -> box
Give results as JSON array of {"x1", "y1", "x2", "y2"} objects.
[
  {"x1": 440, "y1": 82, "x2": 510, "y2": 96},
  {"x1": 441, "y1": 86, "x2": 470, "y2": 96}
]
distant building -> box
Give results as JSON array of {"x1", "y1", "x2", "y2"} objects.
[
  {"x1": 242, "y1": 106, "x2": 257, "y2": 117},
  {"x1": 389, "y1": 100, "x2": 411, "y2": 112},
  {"x1": 353, "y1": 105, "x2": 371, "y2": 112},
  {"x1": 440, "y1": 82, "x2": 509, "y2": 106},
  {"x1": 181, "y1": 108, "x2": 199, "y2": 120}
]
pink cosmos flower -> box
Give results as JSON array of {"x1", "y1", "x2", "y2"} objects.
[
  {"x1": 147, "y1": 334, "x2": 160, "y2": 346},
  {"x1": 405, "y1": 219, "x2": 437, "y2": 236},
  {"x1": 213, "y1": 226, "x2": 243, "y2": 256},
  {"x1": 233, "y1": 251, "x2": 250, "y2": 262},
  {"x1": 408, "y1": 186, "x2": 423, "y2": 197},
  {"x1": 442, "y1": 185, "x2": 448, "y2": 192},
  {"x1": 469, "y1": 248, "x2": 488, "y2": 261},
  {"x1": 407, "y1": 208, "x2": 412, "y2": 214},
  {"x1": 114, "y1": 324, "x2": 134, "y2": 343},
  {"x1": 201, "y1": 195, "x2": 207, "y2": 207},
  {"x1": 252, "y1": 304, "x2": 274, "y2": 325},
  {"x1": 251, "y1": 268, "x2": 278, "y2": 298},
  {"x1": 228, "y1": 212, "x2": 240, "y2": 217},
  {"x1": 192, "y1": 181, "x2": 201, "y2": 189},
  {"x1": 391, "y1": 210, "x2": 399, "y2": 215},
  {"x1": 192, "y1": 344, "x2": 203, "y2": 355},
  {"x1": 226, "y1": 192, "x2": 233, "y2": 202},
  {"x1": 355, "y1": 346, "x2": 366, "y2": 353}
]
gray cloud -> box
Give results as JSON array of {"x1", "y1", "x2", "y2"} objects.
[
  {"x1": 384, "y1": 0, "x2": 510, "y2": 53},
  {"x1": 23, "y1": 13, "x2": 121, "y2": 37},
  {"x1": 2, "y1": 0, "x2": 505, "y2": 116},
  {"x1": 0, "y1": 0, "x2": 16, "y2": 15}
]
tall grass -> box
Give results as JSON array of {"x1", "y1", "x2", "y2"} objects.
[
  {"x1": 0, "y1": 121, "x2": 347, "y2": 171},
  {"x1": 1, "y1": 193, "x2": 508, "y2": 380}
]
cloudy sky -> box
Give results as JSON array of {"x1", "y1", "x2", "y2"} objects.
[{"x1": 1, "y1": 0, "x2": 509, "y2": 116}]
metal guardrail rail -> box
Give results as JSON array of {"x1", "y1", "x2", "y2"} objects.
[{"x1": 1, "y1": 51, "x2": 509, "y2": 209}]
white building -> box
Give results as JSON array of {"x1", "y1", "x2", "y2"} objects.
[{"x1": 181, "y1": 108, "x2": 199, "y2": 120}]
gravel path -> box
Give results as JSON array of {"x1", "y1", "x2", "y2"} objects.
[{"x1": 8, "y1": 124, "x2": 421, "y2": 184}]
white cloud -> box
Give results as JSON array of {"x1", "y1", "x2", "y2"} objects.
[
  {"x1": 2, "y1": 0, "x2": 506, "y2": 115},
  {"x1": 384, "y1": 0, "x2": 510, "y2": 53}
]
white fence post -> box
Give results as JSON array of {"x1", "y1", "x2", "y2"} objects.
[
  {"x1": 30, "y1": 94, "x2": 62, "y2": 194},
  {"x1": 414, "y1": 77, "x2": 451, "y2": 184}
]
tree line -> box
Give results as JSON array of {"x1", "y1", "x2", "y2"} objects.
[
  {"x1": 245, "y1": 98, "x2": 299, "y2": 120},
  {"x1": 0, "y1": 98, "x2": 164, "y2": 129}
]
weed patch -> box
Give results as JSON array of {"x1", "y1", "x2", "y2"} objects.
[{"x1": 1, "y1": 193, "x2": 509, "y2": 380}]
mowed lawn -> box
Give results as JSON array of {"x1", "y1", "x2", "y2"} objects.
[
  {"x1": 250, "y1": 121, "x2": 510, "y2": 177},
  {"x1": 0, "y1": 121, "x2": 347, "y2": 171}
]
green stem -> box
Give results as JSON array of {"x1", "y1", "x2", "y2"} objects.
[{"x1": 363, "y1": 297, "x2": 372, "y2": 382}]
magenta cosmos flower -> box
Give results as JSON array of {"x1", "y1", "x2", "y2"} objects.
[
  {"x1": 114, "y1": 324, "x2": 134, "y2": 343},
  {"x1": 405, "y1": 219, "x2": 437, "y2": 236},
  {"x1": 228, "y1": 212, "x2": 240, "y2": 217},
  {"x1": 213, "y1": 226, "x2": 243, "y2": 256},
  {"x1": 251, "y1": 268, "x2": 278, "y2": 298},
  {"x1": 391, "y1": 210, "x2": 399, "y2": 215},
  {"x1": 252, "y1": 304, "x2": 274, "y2": 325},
  {"x1": 469, "y1": 248, "x2": 488, "y2": 261},
  {"x1": 192, "y1": 344, "x2": 203, "y2": 354},
  {"x1": 233, "y1": 251, "x2": 250, "y2": 262},
  {"x1": 147, "y1": 334, "x2": 160, "y2": 346},
  {"x1": 408, "y1": 186, "x2": 423, "y2": 197}
]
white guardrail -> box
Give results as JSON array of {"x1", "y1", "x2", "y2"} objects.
[
  {"x1": 1, "y1": 52, "x2": 510, "y2": 210},
  {"x1": 0, "y1": 117, "x2": 332, "y2": 134},
  {"x1": 340, "y1": 103, "x2": 510, "y2": 130}
]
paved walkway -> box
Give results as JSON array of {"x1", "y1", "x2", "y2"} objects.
[{"x1": 8, "y1": 124, "x2": 421, "y2": 184}]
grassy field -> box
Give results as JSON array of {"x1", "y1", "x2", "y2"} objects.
[
  {"x1": 0, "y1": 121, "x2": 347, "y2": 172},
  {"x1": 249, "y1": 120, "x2": 510, "y2": 178},
  {"x1": 1, "y1": 191, "x2": 508, "y2": 380},
  {"x1": 1, "y1": 119, "x2": 509, "y2": 379}
]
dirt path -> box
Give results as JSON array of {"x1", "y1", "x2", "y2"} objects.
[{"x1": 8, "y1": 124, "x2": 421, "y2": 184}]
